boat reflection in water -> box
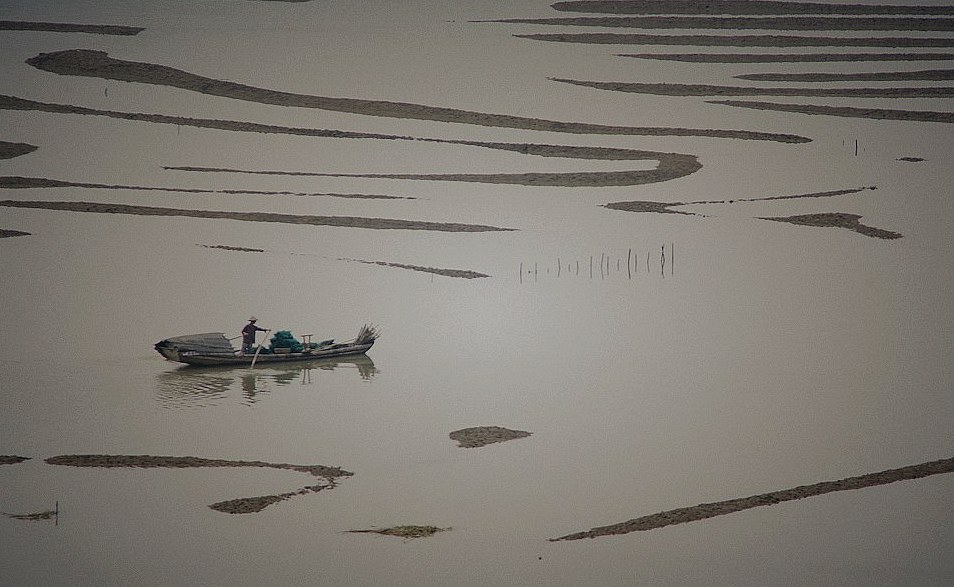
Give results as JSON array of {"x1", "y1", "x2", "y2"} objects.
[{"x1": 156, "y1": 354, "x2": 378, "y2": 407}]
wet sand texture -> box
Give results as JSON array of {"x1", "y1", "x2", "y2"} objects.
[
  {"x1": 489, "y1": 16, "x2": 954, "y2": 32},
  {"x1": 0, "y1": 174, "x2": 410, "y2": 200},
  {"x1": 620, "y1": 53, "x2": 954, "y2": 63},
  {"x1": 347, "y1": 526, "x2": 450, "y2": 540},
  {"x1": 518, "y1": 33, "x2": 954, "y2": 48},
  {"x1": 552, "y1": 78, "x2": 954, "y2": 99},
  {"x1": 0, "y1": 20, "x2": 143, "y2": 35},
  {"x1": 0, "y1": 141, "x2": 37, "y2": 160},
  {"x1": 22, "y1": 51, "x2": 807, "y2": 144},
  {"x1": 449, "y1": 426, "x2": 533, "y2": 448},
  {"x1": 0, "y1": 93, "x2": 808, "y2": 144},
  {"x1": 0, "y1": 455, "x2": 30, "y2": 465},
  {"x1": 711, "y1": 100, "x2": 954, "y2": 124},
  {"x1": 760, "y1": 213, "x2": 903, "y2": 239},
  {"x1": 44, "y1": 454, "x2": 351, "y2": 479},
  {"x1": 737, "y1": 69, "x2": 954, "y2": 82},
  {"x1": 0, "y1": 229, "x2": 31, "y2": 238},
  {"x1": 0, "y1": 200, "x2": 513, "y2": 233},
  {"x1": 552, "y1": 457, "x2": 954, "y2": 540},
  {"x1": 550, "y1": 1, "x2": 954, "y2": 16},
  {"x1": 339, "y1": 258, "x2": 490, "y2": 279}
]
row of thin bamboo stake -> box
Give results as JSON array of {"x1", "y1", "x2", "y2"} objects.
[{"x1": 519, "y1": 243, "x2": 674, "y2": 282}]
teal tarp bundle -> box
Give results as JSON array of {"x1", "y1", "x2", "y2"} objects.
[{"x1": 269, "y1": 330, "x2": 303, "y2": 353}]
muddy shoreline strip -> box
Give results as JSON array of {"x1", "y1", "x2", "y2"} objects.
[
  {"x1": 0, "y1": 455, "x2": 30, "y2": 465},
  {"x1": 0, "y1": 141, "x2": 38, "y2": 160},
  {"x1": 22, "y1": 51, "x2": 807, "y2": 144},
  {"x1": 620, "y1": 53, "x2": 954, "y2": 63},
  {"x1": 761, "y1": 213, "x2": 902, "y2": 239},
  {"x1": 518, "y1": 33, "x2": 954, "y2": 48},
  {"x1": 164, "y1": 161, "x2": 703, "y2": 188},
  {"x1": 339, "y1": 258, "x2": 490, "y2": 279},
  {"x1": 551, "y1": 1, "x2": 954, "y2": 16},
  {"x1": 604, "y1": 186, "x2": 873, "y2": 215},
  {"x1": 0, "y1": 200, "x2": 513, "y2": 233},
  {"x1": 0, "y1": 229, "x2": 31, "y2": 238},
  {"x1": 552, "y1": 456, "x2": 954, "y2": 540},
  {"x1": 0, "y1": 174, "x2": 410, "y2": 200},
  {"x1": 488, "y1": 16, "x2": 954, "y2": 32},
  {"x1": 44, "y1": 454, "x2": 350, "y2": 478},
  {"x1": 0, "y1": 94, "x2": 806, "y2": 144},
  {"x1": 552, "y1": 78, "x2": 954, "y2": 99},
  {"x1": 0, "y1": 94, "x2": 807, "y2": 145},
  {"x1": 210, "y1": 484, "x2": 329, "y2": 514},
  {"x1": 0, "y1": 20, "x2": 143, "y2": 35},
  {"x1": 738, "y1": 69, "x2": 954, "y2": 82},
  {"x1": 711, "y1": 100, "x2": 954, "y2": 123}
]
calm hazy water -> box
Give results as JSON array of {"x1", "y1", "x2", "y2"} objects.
[{"x1": 2, "y1": 1, "x2": 953, "y2": 585}]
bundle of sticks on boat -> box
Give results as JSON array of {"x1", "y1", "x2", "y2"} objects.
[{"x1": 354, "y1": 324, "x2": 380, "y2": 346}]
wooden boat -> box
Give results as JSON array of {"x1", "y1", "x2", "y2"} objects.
[{"x1": 155, "y1": 325, "x2": 378, "y2": 367}]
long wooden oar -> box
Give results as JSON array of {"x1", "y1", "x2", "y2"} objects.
[{"x1": 249, "y1": 329, "x2": 271, "y2": 369}]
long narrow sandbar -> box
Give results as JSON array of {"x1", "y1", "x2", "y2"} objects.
[
  {"x1": 0, "y1": 93, "x2": 807, "y2": 144},
  {"x1": 488, "y1": 16, "x2": 954, "y2": 32},
  {"x1": 518, "y1": 33, "x2": 954, "y2": 48},
  {"x1": 164, "y1": 157, "x2": 703, "y2": 188},
  {"x1": 22, "y1": 50, "x2": 806, "y2": 144},
  {"x1": 45, "y1": 454, "x2": 350, "y2": 478},
  {"x1": 552, "y1": 78, "x2": 954, "y2": 98},
  {"x1": 0, "y1": 175, "x2": 409, "y2": 200},
  {"x1": 551, "y1": 456, "x2": 954, "y2": 540},
  {"x1": 0, "y1": 141, "x2": 37, "y2": 160},
  {"x1": 0, "y1": 20, "x2": 143, "y2": 35},
  {"x1": 620, "y1": 53, "x2": 954, "y2": 63},
  {"x1": 738, "y1": 69, "x2": 954, "y2": 82},
  {"x1": 338, "y1": 258, "x2": 490, "y2": 279},
  {"x1": 710, "y1": 100, "x2": 954, "y2": 123},
  {"x1": 0, "y1": 200, "x2": 514, "y2": 232},
  {"x1": 551, "y1": 1, "x2": 954, "y2": 16}
]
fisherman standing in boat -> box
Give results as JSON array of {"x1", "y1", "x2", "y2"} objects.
[{"x1": 241, "y1": 316, "x2": 267, "y2": 354}]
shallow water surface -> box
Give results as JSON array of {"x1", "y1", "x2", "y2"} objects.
[{"x1": 2, "y1": 1, "x2": 953, "y2": 586}]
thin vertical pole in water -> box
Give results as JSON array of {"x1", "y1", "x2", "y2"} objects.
[
  {"x1": 519, "y1": 262, "x2": 523, "y2": 284},
  {"x1": 534, "y1": 262, "x2": 538, "y2": 282},
  {"x1": 854, "y1": 139, "x2": 858, "y2": 156},
  {"x1": 55, "y1": 500, "x2": 59, "y2": 526},
  {"x1": 671, "y1": 242, "x2": 674, "y2": 275},
  {"x1": 576, "y1": 259, "x2": 579, "y2": 275},
  {"x1": 627, "y1": 248, "x2": 632, "y2": 279},
  {"x1": 646, "y1": 251, "x2": 650, "y2": 273},
  {"x1": 557, "y1": 257, "x2": 561, "y2": 277},
  {"x1": 661, "y1": 244, "x2": 666, "y2": 277},
  {"x1": 250, "y1": 329, "x2": 271, "y2": 369}
]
